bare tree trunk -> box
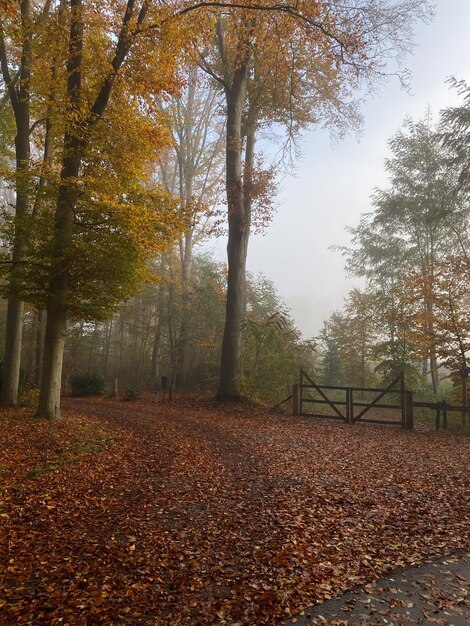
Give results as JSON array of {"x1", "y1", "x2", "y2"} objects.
[
  {"x1": 150, "y1": 274, "x2": 164, "y2": 386},
  {"x1": 150, "y1": 318, "x2": 161, "y2": 385},
  {"x1": 167, "y1": 271, "x2": 178, "y2": 384},
  {"x1": 118, "y1": 319, "x2": 125, "y2": 382},
  {"x1": 37, "y1": 301, "x2": 67, "y2": 419},
  {"x1": 462, "y1": 376, "x2": 468, "y2": 427},
  {"x1": 103, "y1": 319, "x2": 112, "y2": 382},
  {"x1": 430, "y1": 353, "x2": 438, "y2": 394},
  {"x1": 0, "y1": 0, "x2": 31, "y2": 406},
  {"x1": 37, "y1": 0, "x2": 84, "y2": 419},
  {"x1": 360, "y1": 334, "x2": 366, "y2": 390},
  {"x1": 422, "y1": 357, "x2": 427, "y2": 380},
  {"x1": 37, "y1": 0, "x2": 145, "y2": 417},
  {"x1": 178, "y1": 230, "x2": 192, "y2": 388},
  {"x1": 240, "y1": 125, "x2": 255, "y2": 361},
  {"x1": 216, "y1": 65, "x2": 248, "y2": 400},
  {"x1": 34, "y1": 309, "x2": 45, "y2": 386},
  {"x1": 88, "y1": 322, "x2": 97, "y2": 374}
]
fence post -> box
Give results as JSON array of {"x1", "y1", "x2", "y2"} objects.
[
  {"x1": 161, "y1": 375, "x2": 168, "y2": 402},
  {"x1": 405, "y1": 390, "x2": 414, "y2": 430},
  {"x1": 435, "y1": 402, "x2": 441, "y2": 431},
  {"x1": 346, "y1": 388, "x2": 354, "y2": 424},
  {"x1": 292, "y1": 383, "x2": 301, "y2": 416},
  {"x1": 442, "y1": 400, "x2": 448, "y2": 430}
]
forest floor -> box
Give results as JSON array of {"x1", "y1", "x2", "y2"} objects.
[{"x1": 0, "y1": 395, "x2": 469, "y2": 625}]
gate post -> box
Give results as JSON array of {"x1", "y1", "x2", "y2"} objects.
[
  {"x1": 346, "y1": 388, "x2": 354, "y2": 424},
  {"x1": 442, "y1": 400, "x2": 448, "y2": 430},
  {"x1": 405, "y1": 390, "x2": 414, "y2": 430},
  {"x1": 292, "y1": 383, "x2": 301, "y2": 416}
]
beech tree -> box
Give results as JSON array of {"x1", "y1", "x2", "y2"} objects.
[
  {"x1": 341, "y1": 115, "x2": 470, "y2": 388},
  {"x1": 0, "y1": 0, "x2": 33, "y2": 406},
  {"x1": 242, "y1": 274, "x2": 316, "y2": 401},
  {"x1": 402, "y1": 256, "x2": 470, "y2": 420},
  {"x1": 194, "y1": 0, "x2": 430, "y2": 400},
  {"x1": 35, "y1": 0, "x2": 204, "y2": 419},
  {"x1": 440, "y1": 78, "x2": 470, "y2": 193},
  {"x1": 159, "y1": 68, "x2": 225, "y2": 388},
  {"x1": 0, "y1": 1, "x2": 202, "y2": 418},
  {"x1": 318, "y1": 292, "x2": 377, "y2": 389}
]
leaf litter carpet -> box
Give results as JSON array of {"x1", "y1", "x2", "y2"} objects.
[{"x1": 1, "y1": 397, "x2": 469, "y2": 625}]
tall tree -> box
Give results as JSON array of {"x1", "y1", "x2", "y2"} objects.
[
  {"x1": 196, "y1": 0, "x2": 430, "y2": 400},
  {"x1": 341, "y1": 115, "x2": 470, "y2": 388},
  {"x1": 402, "y1": 256, "x2": 470, "y2": 420},
  {"x1": 159, "y1": 67, "x2": 225, "y2": 388},
  {"x1": 3, "y1": 0, "x2": 199, "y2": 418},
  {"x1": 440, "y1": 78, "x2": 470, "y2": 194},
  {"x1": 0, "y1": 0, "x2": 32, "y2": 405}
]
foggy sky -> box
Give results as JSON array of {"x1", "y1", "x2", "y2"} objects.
[{"x1": 206, "y1": 0, "x2": 470, "y2": 340}]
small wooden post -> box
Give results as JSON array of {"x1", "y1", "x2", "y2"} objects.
[
  {"x1": 168, "y1": 370, "x2": 176, "y2": 401},
  {"x1": 405, "y1": 390, "x2": 414, "y2": 430},
  {"x1": 161, "y1": 375, "x2": 168, "y2": 402},
  {"x1": 442, "y1": 400, "x2": 448, "y2": 430},
  {"x1": 435, "y1": 402, "x2": 441, "y2": 431},
  {"x1": 346, "y1": 388, "x2": 354, "y2": 424},
  {"x1": 292, "y1": 383, "x2": 301, "y2": 416}
]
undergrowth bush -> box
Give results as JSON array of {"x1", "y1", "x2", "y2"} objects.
[
  {"x1": 18, "y1": 385, "x2": 40, "y2": 408},
  {"x1": 122, "y1": 387, "x2": 140, "y2": 401},
  {"x1": 70, "y1": 373, "x2": 105, "y2": 397}
]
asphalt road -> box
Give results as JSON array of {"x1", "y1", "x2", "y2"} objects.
[{"x1": 280, "y1": 552, "x2": 470, "y2": 626}]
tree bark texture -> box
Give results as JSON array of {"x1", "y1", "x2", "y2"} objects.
[
  {"x1": 37, "y1": 0, "x2": 84, "y2": 418},
  {"x1": 178, "y1": 230, "x2": 193, "y2": 388},
  {"x1": 37, "y1": 0, "x2": 139, "y2": 417},
  {"x1": 34, "y1": 309, "x2": 45, "y2": 386},
  {"x1": 0, "y1": 0, "x2": 31, "y2": 406},
  {"x1": 216, "y1": 66, "x2": 249, "y2": 400}
]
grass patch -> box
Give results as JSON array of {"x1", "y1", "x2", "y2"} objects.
[{"x1": 72, "y1": 435, "x2": 116, "y2": 455}]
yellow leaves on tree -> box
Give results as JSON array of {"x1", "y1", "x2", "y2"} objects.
[
  {"x1": 401, "y1": 256, "x2": 470, "y2": 389},
  {"x1": 0, "y1": 0, "x2": 204, "y2": 322}
]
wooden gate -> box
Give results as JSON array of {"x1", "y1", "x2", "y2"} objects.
[{"x1": 295, "y1": 369, "x2": 413, "y2": 429}]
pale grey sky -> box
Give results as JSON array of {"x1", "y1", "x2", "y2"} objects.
[{"x1": 208, "y1": 0, "x2": 470, "y2": 339}]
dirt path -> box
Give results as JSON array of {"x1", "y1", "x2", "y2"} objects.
[{"x1": 281, "y1": 552, "x2": 469, "y2": 625}]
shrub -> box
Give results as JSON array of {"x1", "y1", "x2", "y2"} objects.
[
  {"x1": 123, "y1": 387, "x2": 140, "y2": 401},
  {"x1": 70, "y1": 373, "x2": 105, "y2": 397},
  {"x1": 18, "y1": 385, "x2": 40, "y2": 408}
]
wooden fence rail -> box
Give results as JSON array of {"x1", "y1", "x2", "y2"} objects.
[
  {"x1": 290, "y1": 370, "x2": 466, "y2": 430},
  {"x1": 414, "y1": 400, "x2": 469, "y2": 430}
]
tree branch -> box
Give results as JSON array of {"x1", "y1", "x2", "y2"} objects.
[
  {"x1": 29, "y1": 117, "x2": 47, "y2": 135},
  {"x1": 198, "y1": 53, "x2": 227, "y2": 89},
  {"x1": 145, "y1": 1, "x2": 348, "y2": 52},
  {"x1": 0, "y1": 27, "x2": 20, "y2": 114},
  {"x1": 90, "y1": 0, "x2": 151, "y2": 124}
]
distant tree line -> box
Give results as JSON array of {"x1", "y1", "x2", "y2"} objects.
[{"x1": 321, "y1": 82, "x2": 470, "y2": 419}]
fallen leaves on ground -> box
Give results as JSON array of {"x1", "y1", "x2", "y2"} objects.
[{"x1": 0, "y1": 396, "x2": 469, "y2": 625}]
